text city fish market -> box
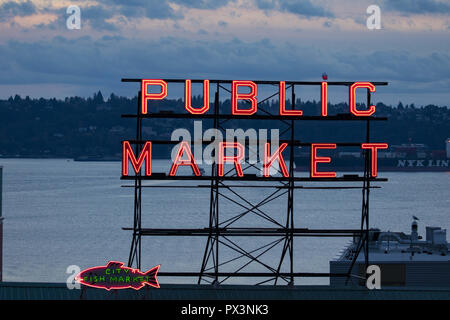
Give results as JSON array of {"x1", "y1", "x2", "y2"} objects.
[{"x1": 122, "y1": 79, "x2": 388, "y2": 178}]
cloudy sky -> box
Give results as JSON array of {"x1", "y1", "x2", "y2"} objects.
[{"x1": 0, "y1": 0, "x2": 449, "y2": 106}]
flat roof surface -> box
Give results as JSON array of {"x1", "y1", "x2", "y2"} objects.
[{"x1": 1, "y1": 282, "x2": 449, "y2": 300}]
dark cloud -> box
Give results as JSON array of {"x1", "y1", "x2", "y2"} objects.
[
  {"x1": 110, "y1": 0, "x2": 179, "y2": 19},
  {"x1": 171, "y1": 0, "x2": 235, "y2": 10},
  {"x1": 102, "y1": 0, "x2": 235, "y2": 20},
  {"x1": 0, "y1": 0, "x2": 36, "y2": 21},
  {"x1": 1, "y1": 35, "x2": 448, "y2": 93},
  {"x1": 36, "y1": 5, "x2": 118, "y2": 32},
  {"x1": 255, "y1": 0, "x2": 333, "y2": 18},
  {"x1": 254, "y1": 0, "x2": 276, "y2": 10},
  {"x1": 383, "y1": 0, "x2": 450, "y2": 14},
  {"x1": 279, "y1": 0, "x2": 333, "y2": 17},
  {"x1": 81, "y1": 5, "x2": 118, "y2": 30},
  {"x1": 49, "y1": 1, "x2": 216, "y2": 30}
]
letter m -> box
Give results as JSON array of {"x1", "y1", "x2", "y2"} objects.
[{"x1": 122, "y1": 141, "x2": 152, "y2": 176}]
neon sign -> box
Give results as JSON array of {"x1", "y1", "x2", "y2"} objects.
[
  {"x1": 123, "y1": 79, "x2": 388, "y2": 178},
  {"x1": 75, "y1": 261, "x2": 160, "y2": 290},
  {"x1": 140, "y1": 79, "x2": 379, "y2": 116}
]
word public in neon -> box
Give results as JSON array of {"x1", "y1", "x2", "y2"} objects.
[
  {"x1": 141, "y1": 79, "x2": 377, "y2": 117},
  {"x1": 124, "y1": 79, "x2": 388, "y2": 179}
]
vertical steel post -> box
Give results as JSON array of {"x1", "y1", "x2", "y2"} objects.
[
  {"x1": 288, "y1": 86, "x2": 295, "y2": 285},
  {"x1": 128, "y1": 91, "x2": 143, "y2": 269},
  {"x1": 214, "y1": 83, "x2": 220, "y2": 285},
  {"x1": 363, "y1": 89, "x2": 372, "y2": 275},
  {"x1": 199, "y1": 82, "x2": 220, "y2": 284},
  {"x1": 275, "y1": 85, "x2": 295, "y2": 285},
  {"x1": 345, "y1": 87, "x2": 372, "y2": 286}
]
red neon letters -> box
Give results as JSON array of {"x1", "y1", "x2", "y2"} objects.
[
  {"x1": 139, "y1": 79, "x2": 379, "y2": 117},
  {"x1": 122, "y1": 141, "x2": 152, "y2": 176},
  {"x1": 361, "y1": 143, "x2": 388, "y2": 177},
  {"x1": 232, "y1": 81, "x2": 257, "y2": 115},
  {"x1": 121, "y1": 141, "x2": 388, "y2": 178},
  {"x1": 321, "y1": 81, "x2": 328, "y2": 116},
  {"x1": 141, "y1": 79, "x2": 168, "y2": 114},
  {"x1": 185, "y1": 79, "x2": 210, "y2": 114},
  {"x1": 169, "y1": 141, "x2": 201, "y2": 176},
  {"x1": 310, "y1": 143, "x2": 337, "y2": 178},
  {"x1": 279, "y1": 81, "x2": 302, "y2": 116},
  {"x1": 218, "y1": 142, "x2": 245, "y2": 177},
  {"x1": 349, "y1": 82, "x2": 376, "y2": 116},
  {"x1": 128, "y1": 79, "x2": 387, "y2": 179},
  {"x1": 264, "y1": 143, "x2": 289, "y2": 177}
]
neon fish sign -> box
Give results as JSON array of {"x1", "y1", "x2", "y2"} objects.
[{"x1": 75, "y1": 261, "x2": 160, "y2": 290}]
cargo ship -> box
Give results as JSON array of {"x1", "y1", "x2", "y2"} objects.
[{"x1": 295, "y1": 140, "x2": 450, "y2": 172}]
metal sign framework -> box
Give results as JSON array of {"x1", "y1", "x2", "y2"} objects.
[{"x1": 121, "y1": 79, "x2": 388, "y2": 286}]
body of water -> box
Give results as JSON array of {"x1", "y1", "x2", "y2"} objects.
[{"x1": 1, "y1": 159, "x2": 449, "y2": 285}]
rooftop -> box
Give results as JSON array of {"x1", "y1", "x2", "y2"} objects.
[{"x1": 1, "y1": 282, "x2": 449, "y2": 300}]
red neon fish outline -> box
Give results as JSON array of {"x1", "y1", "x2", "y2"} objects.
[{"x1": 75, "y1": 261, "x2": 161, "y2": 290}]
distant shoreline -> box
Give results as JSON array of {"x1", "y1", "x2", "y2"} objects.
[{"x1": 0, "y1": 155, "x2": 168, "y2": 161}]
